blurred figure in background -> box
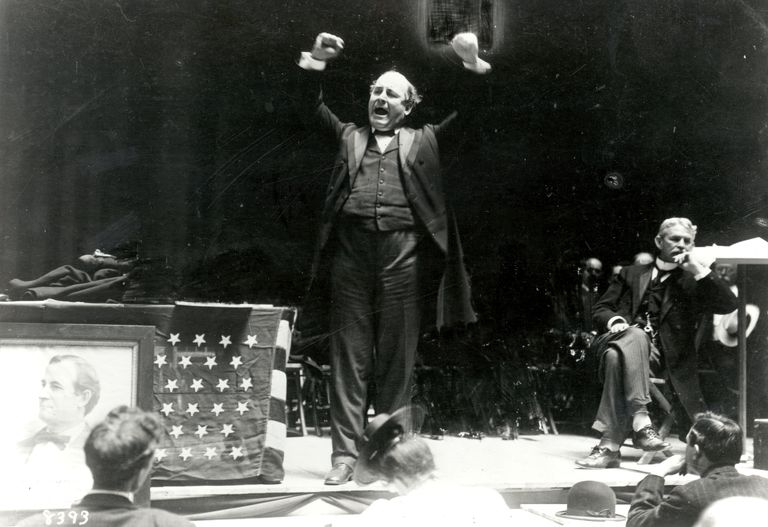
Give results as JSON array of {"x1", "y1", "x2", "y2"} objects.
[
  {"x1": 578, "y1": 257, "x2": 605, "y2": 333},
  {"x1": 633, "y1": 252, "x2": 654, "y2": 265}
]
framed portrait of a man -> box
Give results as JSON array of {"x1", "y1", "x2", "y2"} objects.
[{"x1": 0, "y1": 323, "x2": 154, "y2": 512}]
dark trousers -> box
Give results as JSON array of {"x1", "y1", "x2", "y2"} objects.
[
  {"x1": 592, "y1": 327, "x2": 662, "y2": 443},
  {"x1": 328, "y1": 221, "x2": 422, "y2": 466}
]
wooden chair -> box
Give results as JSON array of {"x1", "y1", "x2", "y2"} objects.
[
  {"x1": 285, "y1": 361, "x2": 307, "y2": 436},
  {"x1": 302, "y1": 359, "x2": 332, "y2": 436}
]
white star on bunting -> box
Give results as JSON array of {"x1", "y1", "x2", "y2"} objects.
[
  {"x1": 155, "y1": 449, "x2": 168, "y2": 462},
  {"x1": 230, "y1": 446, "x2": 244, "y2": 460},
  {"x1": 154, "y1": 354, "x2": 167, "y2": 368},
  {"x1": 190, "y1": 378, "x2": 204, "y2": 392},
  {"x1": 229, "y1": 355, "x2": 243, "y2": 369},
  {"x1": 193, "y1": 334, "x2": 206, "y2": 347},
  {"x1": 204, "y1": 356, "x2": 217, "y2": 370},
  {"x1": 240, "y1": 377, "x2": 253, "y2": 391},
  {"x1": 216, "y1": 378, "x2": 230, "y2": 392},
  {"x1": 219, "y1": 335, "x2": 232, "y2": 349},
  {"x1": 204, "y1": 447, "x2": 217, "y2": 460},
  {"x1": 210, "y1": 403, "x2": 224, "y2": 416},
  {"x1": 236, "y1": 401, "x2": 249, "y2": 415},
  {"x1": 165, "y1": 379, "x2": 178, "y2": 392},
  {"x1": 179, "y1": 355, "x2": 192, "y2": 369},
  {"x1": 186, "y1": 403, "x2": 199, "y2": 416},
  {"x1": 243, "y1": 334, "x2": 258, "y2": 348},
  {"x1": 167, "y1": 333, "x2": 180, "y2": 346},
  {"x1": 161, "y1": 403, "x2": 174, "y2": 417},
  {"x1": 221, "y1": 424, "x2": 234, "y2": 438},
  {"x1": 169, "y1": 425, "x2": 184, "y2": 439},
  {"x1": 179, "y1": 447, "x2": 192, "y2": 461},
  {"x1": 194, "y1": 425, "x2": 208, "y2": 439}
]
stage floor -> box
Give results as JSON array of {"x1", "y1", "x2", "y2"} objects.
[{"x1": 153, "y1": 432, "x2": 765, "y2": 523}]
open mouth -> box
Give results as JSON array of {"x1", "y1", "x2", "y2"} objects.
[{"x1": 374, "y1": 108, "x2": 388, "y2": 116}]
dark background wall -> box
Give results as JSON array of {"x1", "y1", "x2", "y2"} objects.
[{"x1": 1, "y1": 1, "x2": 767, "y2": 391}]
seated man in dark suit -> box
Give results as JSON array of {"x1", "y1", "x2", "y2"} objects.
[
  {"x1": 577, "y1": 217, "x2": 737, "y2": 468},
  {"x1": 18, "y1": 406, "x2": 194, "y2": 527},
  {"x1": 627, "y1": 412, "x2": 768, "y2": 527}
]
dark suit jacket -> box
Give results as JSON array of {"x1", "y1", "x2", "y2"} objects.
[
  {"x1": 592, "y1": 263, "x2": 737, "y2": 418},
  {"x1": 302, "y1": 72, "x2": 476, "y2": 329},
  {"x1": 627, "y1": 465, "x2": 768, "y2": 527},
  {"x1": 16, "y1": 493, "x2": 194, "y2": 527}
]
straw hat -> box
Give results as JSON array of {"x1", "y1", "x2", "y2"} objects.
[{"x1": 714, "y1": 305, "x2": 760, "y2": 347}]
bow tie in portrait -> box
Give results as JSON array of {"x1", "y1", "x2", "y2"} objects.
[
  {"x1": 32, "y1": 430, "x2": 70, "y2": 450},
  {"x1": 374, "y1": 129, "x2": 396, "y2": 137}
]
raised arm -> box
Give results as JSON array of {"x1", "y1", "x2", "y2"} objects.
[
  {"x1": 295, "y1": 32, "x2": 350, "y2": 141},
  {"x1": 432, "y1": 33, "x2": 492, "y2": 137}
]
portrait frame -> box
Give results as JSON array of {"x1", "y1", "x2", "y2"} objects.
[{"x1": 0, "y1": 322, "x2": 155, "y2": 521}]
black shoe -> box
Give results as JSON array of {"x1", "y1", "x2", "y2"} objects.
[
  {"x1": 575, "y1": 446, "x2": 621, "y2": 469},
  {"x1": 324, "y1": 463, "x2": 354, "y2": 485},
  {"x1": 632, "y1": 425, "x2": 671, "y2": 451}
]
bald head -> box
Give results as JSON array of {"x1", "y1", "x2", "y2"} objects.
[
  {"x1": 695, "y1": 497, "x2": 768, "y2": 526},
  {"x1": 633, "y1": 252, "x2": 654, "y2": 265},
  {"x1": 368, "y1": 71, "x2": 421, "y2": 131}
]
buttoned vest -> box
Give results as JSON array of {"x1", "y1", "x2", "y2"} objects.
[{"x1": 341, "y1": 136, "x2": 415, "y2": 231}]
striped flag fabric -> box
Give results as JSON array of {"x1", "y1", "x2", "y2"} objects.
[{"x1": 150, "y1": 302, "x2": 295, "y2": 485}]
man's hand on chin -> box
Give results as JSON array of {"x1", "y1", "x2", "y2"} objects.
[{"x1": 674, "y1": 251, "x2": 710, "y2": 277}]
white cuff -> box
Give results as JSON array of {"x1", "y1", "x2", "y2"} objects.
[
  {"x1": 607, "y1": 316, "x2": 627, "y2": 329},
  {"x1": 462, "y1": 58, "x2": 492, "y2": 74},
  {"x1": 694, "y1": 268, "x2": 711, "y2": 281},
  {"x1": 298, "y1": 51, "x2": 327, "y2": 71}
]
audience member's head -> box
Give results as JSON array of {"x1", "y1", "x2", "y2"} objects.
[
  {"x1": 685, "y1": 412, "x2": 742, "y2": 475},
  {"x1": 377, "y1": 435, "x2": 436, "y2": 485},
  {"x1": 694, "y1": 496, "x2": 768, "y2": 526},
  {"x1": 714, "y1": 263, "x2": 738, "y2": 284},
  {"x1": 581, "y1": 257, "x2": 603, "y2": 285},
  {"x1": 84, "y1": 405, "x2": 164, "y2": 493},
  {"x1": 39, "y1": 354, "x2": 101, "y2": 432},
  {"x1": 633, "y1": 252, "x2": 654, "y2": 265}
]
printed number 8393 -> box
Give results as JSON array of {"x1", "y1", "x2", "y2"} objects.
[{"x1": 42, "y1": 510, "x2": 89, "y2": 525}]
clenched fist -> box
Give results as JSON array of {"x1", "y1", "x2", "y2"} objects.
[{"x1": 311, "y1": 32, "x2": 344, "y2": 61}]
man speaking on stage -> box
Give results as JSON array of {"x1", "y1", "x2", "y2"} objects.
[{"x1": 297, "y1": 31, "x2": 489, "y2": 484}]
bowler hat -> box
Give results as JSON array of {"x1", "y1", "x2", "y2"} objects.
[
  {"x1": 353, "y1": 405, "x2": 425, "y2": 485},
  {"x1": 556, "y1": 480, "x2": 625, "y2": 521}
]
